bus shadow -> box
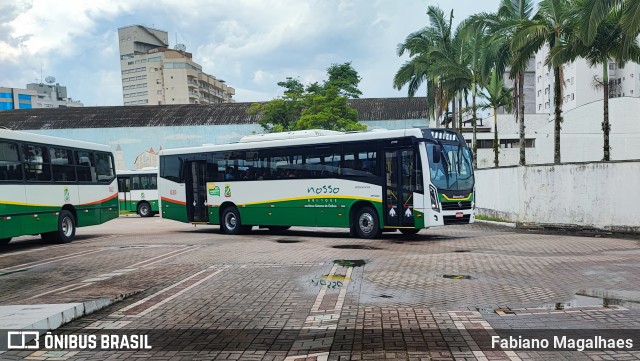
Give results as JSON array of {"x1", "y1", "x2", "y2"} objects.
[
  {"x1": 173, "y1": 226, "x2": 463, "y2": 242},
  {"x1": 0, "y1": 234, "x2": 110, "y2": 253}
]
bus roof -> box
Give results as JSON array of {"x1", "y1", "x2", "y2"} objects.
[
  {"x1": 159, "y1": 127, "x2": 468, "y2": 156},
  {"x1": 0, "y1": 128, "x2": 112, "y2": 152}
]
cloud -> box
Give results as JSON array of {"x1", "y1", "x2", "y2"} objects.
[{"x1": 0, "y1": 0, "x2": 503, "y2": 106}]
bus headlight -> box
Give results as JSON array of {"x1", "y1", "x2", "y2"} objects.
[{"x1": 429, "y1": 185, "x2": 439, "y2": 212}]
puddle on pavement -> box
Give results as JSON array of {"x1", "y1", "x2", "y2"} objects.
[
  {"x1": 332, "y1": 245, "x2": 382, "y2": 250},
  {"x1": 442, "y1": 274, "x2": 472, "y2": 280},
  {"x1": 333, "y1": 259, "x2": 367, "y2": 267},
  {"x1": 377, "y1": 294, "x2": 393, "y2": 298},
  {"x1": 546, "y1": 293, "x2": 640, "y2": 310},
  {"x1": 453, "y1": 249, "x2": 472, "y2": 253},
  {"x1": 276, "y1": 239, "x2": 301, "y2": 243}
]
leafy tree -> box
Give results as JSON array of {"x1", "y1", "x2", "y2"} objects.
[
  {"x1": 248, "y1": 63, "x2": 365, "y2": 132},
  {"x1": 394, "y1": 6, "x2": 458, "y2": 126},
  {"x1": 471, "y1": 0, "x2": 536, "y2": 166},
  {"x1": 550, "y1": 0, "x2": 640, "y2": 161},
  {"x1": 512, "y1": 0, "x2": 572, "y2": 164},
  {"x1": 479, "y1": 69, "x2": 513, "y2": 167}
]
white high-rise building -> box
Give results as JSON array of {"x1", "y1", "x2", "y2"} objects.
[
  {"x1": 117, "y1": 25, "x2": 235, "y2": 106},
  {"x1": 534, "y1": 44, "x2": 640, "y2": 115}
]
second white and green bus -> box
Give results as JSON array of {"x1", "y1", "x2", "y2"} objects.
[
  {"x1": 116, "y1": 168, "x2": 159, "y2": 217},
  {"x1": 0, "y1": 129, "x2": 119, "y2": 245},
  {"x1": 157, "y1": 128, "x2": 475, "y2": 239}
]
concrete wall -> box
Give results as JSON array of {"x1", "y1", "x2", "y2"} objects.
[{"x1": 476, "y1": 161, "x2": 640, "y2": 232}]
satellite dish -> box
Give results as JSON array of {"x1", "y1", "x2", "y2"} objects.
[
  {"x1": 174, "y1": 43, "x2": 186, "y2": 52},
  {"x1": 45, "y1": 76, "x2": 56, "y2": 84}
]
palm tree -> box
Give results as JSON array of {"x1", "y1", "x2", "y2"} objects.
[
  {"x1": 512, "y1": 0, "x2": 572, "y2": 164},
  {"x1": 551, "y1": 1, "x2": 640, "y2": 161},
  {"x1": 470, "y1": 0, "x2": 535, "y2": 166},
  {"x1": 479, "y1": 69, "x2": 513, "y2": 167},
  {"x1": 394, "y1": 6, "x2": 458, "y2": 127},
  {"x1": 578, "y1": 0, "x2": 640, "y2": 57}
]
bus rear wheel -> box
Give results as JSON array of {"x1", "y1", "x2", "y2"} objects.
[
  {"x1": 43, "y1": 210, "x2": 76, "y2": 244},
  {"x1": 138, "y1": 202, "x2": 153, "y2": 217},
  {"x1": 0, "y1": 238, "x2": 10, "y2": 246},
  {"x1": 221, "y1": 206, "x2": 243, "y2": 235},
  {"x1": 354, "y1": 206, "x2": 381, "y2": 239}
]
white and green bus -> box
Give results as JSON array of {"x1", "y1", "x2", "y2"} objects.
[
  {"x1": 0, "y1": 129, "x2": 118, "y2": 245},
  {"x1": 117, "y1": 168, "x2": 159, "y2": 217},
  {"x1": 157, "y1": 128, "x2": 474, "y2": 239}
]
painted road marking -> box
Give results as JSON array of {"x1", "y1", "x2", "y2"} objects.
[
  {"x1": 127, "y1": 246, "x2": 199, "y2": 268},
  {"x1": 111, "y1": 266, "x2": 228, "y2": 318},
  {"x1": 0, "y1": 235, "x2": 120, "y2": 258},
  {"x1": 0, "y1": 249, "x2": 104, "y2": 273}
]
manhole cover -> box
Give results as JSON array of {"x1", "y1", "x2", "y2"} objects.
[
  {"x1": 332, "y1": 245, "x2": 382, "y2": 250},
  {"x1": 333, "y1": 259, "x2": 367, "y2": 267},
  {"x1": 442, "y1": 274, "x2": 472, "y2": 280}
]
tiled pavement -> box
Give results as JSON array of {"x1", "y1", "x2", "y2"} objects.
[{"x1": 0, "y1": 217, "x2": 639, "y2": 360}]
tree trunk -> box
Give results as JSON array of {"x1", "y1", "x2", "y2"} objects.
[
  {"x1": 553, "y1": 66, "x2": 563, "y2": 164},
  {"x1": 603, "y1": 63, "x2": 610, "y2": 161},
  {"x1": 458, "y1": 94, "x2": 463, "y2": 133},
  {"x1": 518, "y1": 73, "x2": 526, "y2": 166},
  {"x1": 472, "y1": 83, "x2": 478, "y2": 170},
  {"x1": 493, "y1": 108, "x2": 499, "y2": 167},
  {"x1": 450, "y1": 98, "x2": 455, "y2": 130}
]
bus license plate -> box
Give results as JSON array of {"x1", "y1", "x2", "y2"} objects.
[{"x1": 456, "y1": 212, "x2": 463, "y2": 218}]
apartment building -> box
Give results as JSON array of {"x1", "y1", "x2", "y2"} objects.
[
  {"x1": 535, "y1": 44, "x2": 640, "y2": 114},
  {"x1": 0, "y1": 87, "x2": 36, "y2": 110},
  {"x1": 118, "y1": 25, "x2": 235, "y2": 106},
  {"x1": 27, "y1": 82, "x2": 83, "y2": 108}
]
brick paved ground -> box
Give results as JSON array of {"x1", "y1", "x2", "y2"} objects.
[{"x1": 0, "y1": 217, "x2": 639, "y2": 360}]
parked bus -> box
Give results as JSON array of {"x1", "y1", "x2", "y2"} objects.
[
  {"x1": 117, "y1": 168, "x2": 159, "y2": 217},
  {"x1": 0, "y1": 129, "x2": 118, "y2": 245},
  {"x1": 157, "y1": 128, "x2": 474, "y2": 239}
]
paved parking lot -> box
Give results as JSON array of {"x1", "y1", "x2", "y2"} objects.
[{"x1": 1, "y1": 217, "x2": 639, "y2": 360}]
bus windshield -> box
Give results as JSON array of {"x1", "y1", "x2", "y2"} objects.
[{"x1": 427, "y1": 143, "x2": 474, "y2": 191}]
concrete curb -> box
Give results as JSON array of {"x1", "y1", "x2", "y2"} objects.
[
  {"x1": 0, "y1": 291, "x2": 139, "y2": 352},
  {"x1": 475, "y1": 219, "x2": 517, "y2": 228}
]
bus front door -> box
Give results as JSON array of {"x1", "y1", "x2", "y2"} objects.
[
  {"x1": 117, "y1": 177, "x2": 132, "y2": 211},
  {"x1": 186, "y1": 161, "x2": 209, "y2": 223},
  {"x1": 384, "y1": 148, "x2": 415, "y2": 229}
]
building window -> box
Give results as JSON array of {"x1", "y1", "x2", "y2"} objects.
[
  {"x1": 538, "y1": 104, "x2": 542, "y2": 111},
  {"x1": 609, "y1": 63, "x2": 616, "y2": 70},
  {"x1": 571, "y1": 93, "x2": 574, "y2": 100}
]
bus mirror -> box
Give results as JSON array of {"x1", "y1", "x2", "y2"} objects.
[{"x1": 432, "y1": 145, "x2": 441, "y2": 163}]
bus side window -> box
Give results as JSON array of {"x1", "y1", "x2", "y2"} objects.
[{"x1": 0, "y1": 141, "x2": 22, "y2": 181}]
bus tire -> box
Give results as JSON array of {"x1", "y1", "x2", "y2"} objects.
[
  {"x1": 399, "y1": 228, "x2": 420, "y2": 235},
  {"x1": 221, "y1": 206, "x2": 243, "y2": 235},
  {"x1": 0, "y1": 238, "x2": 10, "y2": 246},
  {"x1": 46, "y1": 210, "x2": 76, "y2": 244},
  {"x1": 354, "y1": 206, "x2": 381, "y2": 239},
  {"x1": 138, "y1": 202, "x2": 153, "y2": 217}
]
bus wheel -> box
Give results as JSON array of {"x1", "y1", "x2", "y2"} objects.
[
  {"x1": 221, "y1": 206, "x2": 243, "y2": 235},
  {"x1": 399, "y1": 228, "x2": 420, "y2": 235},
  {"x1": 354, "y1": 206, "x2": 381, "y2": 239},
  {"x1": 138, "y1": 202, "x2": 153, "y2": 217},
  {"x1": 44, "y1": 210, "x2": 76, "y2": 244},
  {"x1": 0, "y1": 238, "x2": 10, "y2": 246}
]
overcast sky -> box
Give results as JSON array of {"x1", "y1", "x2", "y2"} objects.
[{"x1": 1, "y1": 0, "x2": 503, "y2": 106}]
